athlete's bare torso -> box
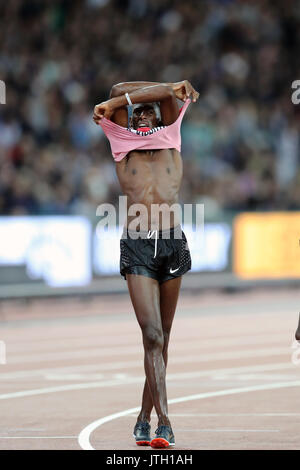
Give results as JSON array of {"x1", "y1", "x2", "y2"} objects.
[
  {"x1": 93, "y1": 82, "x2": 199, "y2": 230},
  {"x1": 116, "y1": 147, "x2": 183, "y2": 230}
]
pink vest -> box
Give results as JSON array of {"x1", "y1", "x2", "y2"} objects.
[{"x1": 98, "y1": 99, "x2": 191, "y2": 161}]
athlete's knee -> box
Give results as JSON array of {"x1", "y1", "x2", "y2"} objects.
[{"x1": 142, "y1": 325, "x2": 164, "y2": 351}]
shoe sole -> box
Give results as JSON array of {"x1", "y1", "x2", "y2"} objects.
[
  {"x1": 136, "y1": 440, "x2": 151, "y2": 446},
  {"x1": 133, "y1": 434, "x2": 150, "y2": 446},
  {"x1": 150, "y1": 437, "x2": 175, "y2": 448}
]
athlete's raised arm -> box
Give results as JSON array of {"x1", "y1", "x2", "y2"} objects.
[
  {"x1": 93, "y1": 84, "x2": 179, "y2": 127},
  {"x1": 110, "y1": 81, "x2": 199, "y2": 103},
  {"x1": 109, "y1": 82, "x2": 162, "y2": 98}
]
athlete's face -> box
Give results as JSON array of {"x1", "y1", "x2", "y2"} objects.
[{"x1": 132, "y1": 105, "x2": 158, "y2": 130}]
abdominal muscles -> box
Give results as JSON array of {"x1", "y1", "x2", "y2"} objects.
[{"x1": 116, "y1": 149, "x2": 183, "y2": 229}]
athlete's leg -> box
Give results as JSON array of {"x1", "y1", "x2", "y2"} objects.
[
  {"x1": 127, "y1": 273, "x2": 171, "y2": 426},
  {"x1": 295, "y1": 312, "x2": 300, "y2": 341},
  {"x1": 136, "y1": 276, "x2": 182, "y2": 423}
]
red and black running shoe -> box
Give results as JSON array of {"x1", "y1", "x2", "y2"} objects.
[
  {"x1": 150, "y1": 425, "x2": 175, "y2": 448},
  {"x1": 133, "y1": 421, "x2": 151, "y2": 446}
]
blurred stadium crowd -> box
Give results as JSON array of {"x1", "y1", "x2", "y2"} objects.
[{"x1": 0, "y1": 0, "x2": 300, "y2": 219}]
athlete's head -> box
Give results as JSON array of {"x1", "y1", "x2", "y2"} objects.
[{"x1": 131, "y1": 103, "x2": 162, "y2": 130}]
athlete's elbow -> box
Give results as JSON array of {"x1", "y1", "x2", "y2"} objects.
[{"x1": 109, "y1": 84, "x2": 121, "y2": 98}]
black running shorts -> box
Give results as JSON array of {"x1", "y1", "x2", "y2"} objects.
[{"x1": 120, "y1": 225, "x2": 192, "y2": 284}]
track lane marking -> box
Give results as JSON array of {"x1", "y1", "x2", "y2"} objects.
[
  {"x1": 77, "y1": 380, "x2": 300, "y2": 450},
  {"x1": 0, "y1": 436, "x2": 76, "y2": 439},
  {"x1": 2, "y1": 345, "x2": 291, "y2": 365},
  {"x1": 4, "y1": 331, "x2": 286, "y2": 355},
  {"x1": 176, "y1": 429, "x2": 280, "y2": 432},
  {"x1": 0, "y1": 362, "x2": 297, "y2": 399},
  {"x1": 0, "y1": 359, "x2": 294, "y2": 380}
]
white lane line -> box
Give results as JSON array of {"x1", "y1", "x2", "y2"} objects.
[
  {"x1": 133, "y1": 413, "x2": 300, "y2": 417},
  {"x1": 1, "y1": 345, "x2": 291, "y2": 365},
  {"x1": 42, "y1": 371, "x2": 298, "y2": 382},
  {"x1": 5, "y1": 332, "x2": 285, "y2": 356},
  {"x1": 0, "y1": 436, "x2": 76, "y2": 439},
  {"x1": 0, "y1": 428, "x2": 46, "y2": 431},
  {"x1": 0, "y1": 359, "x2": 294, "y2": 381},
  {"x1": 78, "y1": 380, "x2": 300, "y2": 450},
  {"x1": 213, "y1": 373, "x2": 299, "y2": 381},
  {"x1": 176, "y1": 429, "x2": 279, "y2": 433},
  {"x1": 0, "y1": 378, "x2": 145, "y2": 400},
  {"x1": 0, "y1": 362, "x2": 297, "y2": 400},
  {"x1": 43, "y1": 373, "x2": 106, "y2": 381}
]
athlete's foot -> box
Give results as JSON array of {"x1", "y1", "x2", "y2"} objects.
[
  {"x1": 150, "y1": 425, "x2": 175, "y2": 448},
  {"x1": 133, "y1": 421, "x2": 151, "y2": 446}
]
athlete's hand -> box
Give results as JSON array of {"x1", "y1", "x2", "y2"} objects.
[
  {"x1": 93, "y1": 101, "x2": 113, "y2": 124},
  {"x1": 172, "y1": 80, "x2": 199, "y2": 103}
]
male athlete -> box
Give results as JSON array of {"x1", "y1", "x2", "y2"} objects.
[{"x1": 93, "y1": 81, "x2": 199, "y2": 448}]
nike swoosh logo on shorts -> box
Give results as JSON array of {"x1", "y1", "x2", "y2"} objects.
[{"x1": 170, "y1": 267, "x2": 180, "y2": 274}]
